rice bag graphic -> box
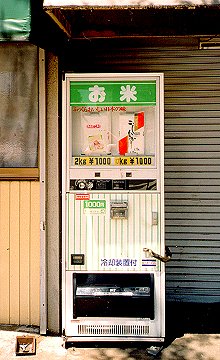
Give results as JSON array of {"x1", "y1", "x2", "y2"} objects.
[
  {"x1": 118, "y1": 112, "x2": 145, "y2": 155},
  {"x1": 88, "y1": 134, "x2": 104, "y2": 151},
  {"x1": 81, "y1": 113, "x2": 111, "y2": 155}
]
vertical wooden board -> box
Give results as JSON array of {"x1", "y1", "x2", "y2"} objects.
[
  {"x1": 9, "y1": 182, "x2": 20, "y2": 324},
  {"x1": 30, "y1": 181, "x2": 40, "y2": 326},
  {"x1": 19, "y1": 182, "x2": 31, "y2": 325},
  {"x1": 0, "y1": 182, "x2": 10, "y2": 323}
]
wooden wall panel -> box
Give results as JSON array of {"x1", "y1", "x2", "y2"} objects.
[
  {"x1": 0, "y1": 182, "x2": 10, "y2": 323},
  {"x1": 0, "y1": 181, "x2": 40, "y2": 326},
  {"x1": 9, "y1": 182, "x2": 20, "y2": 324},
  {"x1": 20, "y1": 182, "x2": 31, "y2": 324},
  {"x1": 30, "y1": 181, "x2": 40, "y2": 326}
]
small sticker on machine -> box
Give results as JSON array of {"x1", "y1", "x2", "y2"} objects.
[
  {"x1": 75, "y1": 194, "x2": 90, "y2": 200},
  {"x1": 83, "y1": 200, "x2": 106, "y2": 215},
  {"x1": 142, "y1": 259, "x2": 157, "y2": 267}
]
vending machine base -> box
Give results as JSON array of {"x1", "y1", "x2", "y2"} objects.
[
  {"x1": 64, "y1": 335, "x2": 165, "y2": 344},
  {"x1": 63, "y1": 321, "x2": 165, "y2": 344},
  {"x1": 63, "y1": 271, "x2": 165, "y2": 343},
  {"x1": 63, "y1": 317, "x2": 165, "y2": 344}
]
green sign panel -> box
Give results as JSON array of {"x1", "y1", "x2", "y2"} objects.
[
  {"x1": 83, "y1": 200, "x2": 106, "y2": 215},
  {"x1": 70, "y1": 81, "x2": 156, "y2": 106}
]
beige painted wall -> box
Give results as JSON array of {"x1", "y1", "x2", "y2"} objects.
[{"x1": 0, "y1": 181, "x2": 40, "y2": 326}]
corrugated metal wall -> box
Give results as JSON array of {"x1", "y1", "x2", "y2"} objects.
[
  {"x1": 74, "y1": 45, "x2": 220, "y2": 302},
  {"x1": 0, "y1": 181, "x2": 40, "y2": 325}
]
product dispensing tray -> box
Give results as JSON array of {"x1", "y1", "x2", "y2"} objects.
[{"x1": 73, "y1": 273, "x2": 154, "y2": 319}]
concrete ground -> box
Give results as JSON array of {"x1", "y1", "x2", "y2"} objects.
[
  {"x1": 0, "y1": 326, "x2": 220, "y2": 360},
  {"x1": 1, "y1": 303, "x2": 220, "y2": 359}
]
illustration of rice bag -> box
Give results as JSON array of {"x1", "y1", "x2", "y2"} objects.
[
  {"x1": 118, "y1": 112, "x2": 145, "y2": 155},
  {"x1": 81, "y1": 112, "x2": 111, "y2": 155}
]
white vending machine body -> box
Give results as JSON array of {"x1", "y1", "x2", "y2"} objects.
[{"x1": 62, "y1": 73, "x2": 164, "y2": 342}]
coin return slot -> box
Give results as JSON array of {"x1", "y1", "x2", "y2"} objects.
[{"x1": 110, "y1": 201, "x2": 128, "y2": 219}]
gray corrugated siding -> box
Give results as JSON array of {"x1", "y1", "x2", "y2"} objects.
[{"x1": 73, "y1": 45, "x2": 220, "y2": 302}]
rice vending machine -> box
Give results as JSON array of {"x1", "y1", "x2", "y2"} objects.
[{"x1": 62, "y1": 73, "x2": 164, "y2": 342}]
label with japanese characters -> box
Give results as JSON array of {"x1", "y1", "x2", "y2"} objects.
[
  {"x1": 70, "y1": 81, "x2": 156, "y2": 107},
  {"x1": 83, "y1": 199, "x2": 106, "y2": 215},
  {"x1": 101, "y1": 258, "x2": 138, "y2": 267},
  {"x1": 72, "y1": 156, "x2": 154, "y2": 166}
]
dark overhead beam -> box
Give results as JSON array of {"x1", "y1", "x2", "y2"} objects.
[{"x1": 42, "y1": 5, "x2": 220, "y2": 40}]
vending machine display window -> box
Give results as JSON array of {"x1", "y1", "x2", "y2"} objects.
[{"x1": 70, "y1": 79, "x2": 158, "y2": 168}]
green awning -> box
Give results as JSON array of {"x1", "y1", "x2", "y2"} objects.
[{"x1": 0, "y1": 0, "x2": 31, "y2": 41}]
